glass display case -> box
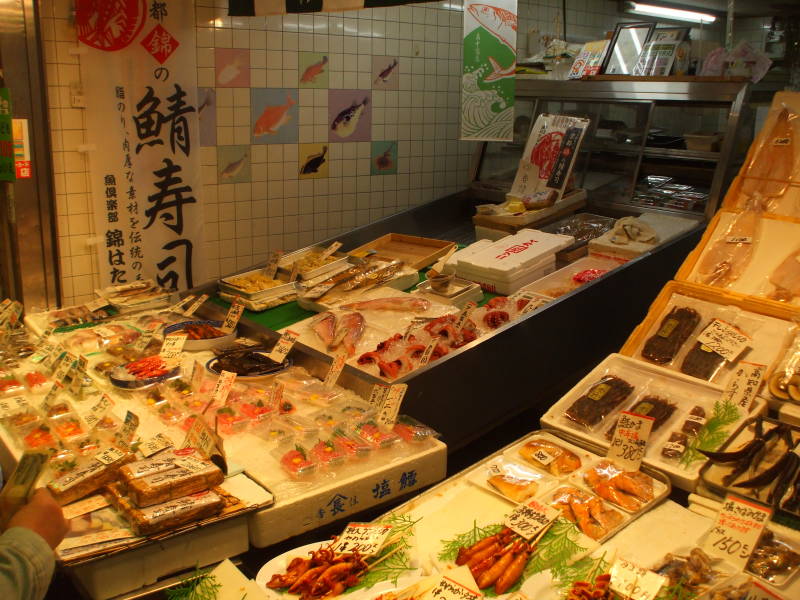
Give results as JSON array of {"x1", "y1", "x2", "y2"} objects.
[{"x1": 471, "y1": 78, "x2": 753, "y2": 219}]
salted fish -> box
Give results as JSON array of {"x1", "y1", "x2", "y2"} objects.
[
  {"x1": 741, "y1": 106, "x2": 798, "y2": 200},
  {"x1": 330, "y1": 312, "x2": 365, "y2": 357},
  {"x1": 696, "y1": 194, "x2": 764, "y2": 287},
  {"x1": 311, "y1": 312, "x2": 336, "y2": 347},
  {"x1": 768, "y1": 247, "x2": 800, "y2": 302},
  {"x1": 341, "y1": 297, "x2": 430, "y2": 312}
]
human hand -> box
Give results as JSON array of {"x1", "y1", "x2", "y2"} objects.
[{"x1": 8, "y1": 488, "x2": 69, "y2": 549}]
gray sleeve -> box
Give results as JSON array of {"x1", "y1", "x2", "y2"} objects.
[{"x1": 0, "y1": 527, "x2": 56, "y2": 600}]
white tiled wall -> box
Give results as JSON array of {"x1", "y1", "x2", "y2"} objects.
[{"x1": 41, "y1": 0, "x2": 726, "y2": 307}]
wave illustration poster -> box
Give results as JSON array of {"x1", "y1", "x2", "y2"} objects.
[{"x1": 461, "y1": 0, "x2": 517, "y2": 141}]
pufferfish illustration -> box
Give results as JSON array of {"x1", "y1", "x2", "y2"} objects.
[
  {"x1": 331, "y1": 98, "x2": 369, "y2": 139},
  {"x1": 300, "y1": 146, "x2": 328, "y2": 175}
]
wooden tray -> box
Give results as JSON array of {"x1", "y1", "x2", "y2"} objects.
[{"x1": 347, "y1": 233, "x2": 455, "y2": 270}]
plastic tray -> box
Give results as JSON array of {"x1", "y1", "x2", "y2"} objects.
[
  {"x1": 219, "y1": 269, "x2": 298, "y2": 302},
  {"x1": 277, "y1": 246, "x2": 351, "y2": 280}
]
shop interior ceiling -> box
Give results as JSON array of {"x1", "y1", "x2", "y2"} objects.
[{"x1": 625, "y1": 0, "x2": 800, "y2": 17}]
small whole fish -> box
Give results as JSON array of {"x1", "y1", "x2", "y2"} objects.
[
  {"x1": 374, "y1": 59, "x2": 398, "y2": 84},
  {"x1": 340, "y1": 261, "x2": 402, "y2": 292},
  {"x1": 220, "y1": 154, "x2": 247, "y2": 180},
  {"x1": 217, "y1": 56, "x2": 243, "y2": 85},
  {"x1": 331, "y1": 98, "x2": 368, "y2": 139},
  {"x1": 467, "y1": 4, "x2": 517, "y2": 53},
  {"x1": 300, "y1": 56, "x2": 328, "y2": 83},
  {"x1": 341, "y1": 297, "x2": 430, "y2": 312},
  {"x1": 484, "y1": 55, "x2": 515, "y2": 82},
  {"x1": 374, "y1": 143, "x2": 395, "y2": 171},
  {"x1": 254, "y1": 94, "x2": 295, "y2": 136},
  {"x1": 311, "y1": 312, "x2": 336, "y2": 347},
  {"x1": 300, "y1": 146, "x2": 328, "y2": 175},
  {"x1": 330, "y1": 312, "x2": 365, "y2": 357}
]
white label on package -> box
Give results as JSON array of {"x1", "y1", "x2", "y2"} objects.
[
  {"x1": 332, "y1": 523, "x2": 393, "y2": 556},
  {"x1": 118, "y1": 410, "x2": 139, "y2": 447},
  {"x1": 210, "y1": 370, "x2": 237, "y2": 406},
  {"x1": 703, "y1": 494, "x2": 772, "y2": 569},
  {"x1": 726, "y1": 236, "x2": 753, "y2": 244},
  {"x1": 454, "y1": 301, "x2": 477, "y2": 330},
  {"x1": 221, "y1": 298, "x2": 245, "y2": 334},
  {"x1": 132, "y1": 321, "x2": 161, "y2": 354},
  {"x1": 95, "y1": 446, "x2": 126, "y2": 465},
  {"x1": 530, "y1": 447, "x2": 556, "y2": 466},
  {"x1": 174, "y1": 456, "x2": 208, "y2": 473},
  {"x1": 84, "y1": 394, "x2": 114, "y2": 428},
  {"x1": 190, "y1": 359, "x2": 205, "y2": 391},
  {"x1": 182, "y1": 294, "x2": 208, "y2": 317},
  {"x1": 697, "y1": 319, "x2": 751, "y2": 362},
  {"x1": 84, "y1": 297, "x2": 108, "y2": 312},
  {"x1": 159, "y1": 333, "x2": 187, "y2": 364},
  {"x1": 0, "y1": 396, "x2": 29, "y2": 418},
  {"x1": 377, "y1": 384, "x2": 407, "y2": 426},
  {"x1": 53, "y1": 352, "x2": 77, "y2": 382},
  {"x1": 43, "y1": 344, "x2": 64, "y2": 369},
  {"x1": 324, "y1": 355, "x2": 346, "y2": 388},
  {"x1": 62, "y1": 494, "x2": 110, "y2": 520},
  {"x1": 369, "y1": 384, "x2": 389, "y2": 408},
  {"x1": 504, "y1": 498, "x2": 559, "y2": 540},
  {"x1": 41, "y1": 382, "x2": 64, "y2": 413},
  {"x1": 140, "y1": 433, "x2": 174, "y2": 458},
  {"x1": 609, "y1": 558, "x2": 667, "y2": 600},
  {"x1": 263, "y1": 251, "x2": 283, "y2": 279},
  {"x1": 320, "y1": 241, "x2": 343, "y2": 259},
  {"x1": 418, "y1": 338, "x2": 438, "y2": 366},
  {"x1": 607, "y1": 411, "x2": 655, "y2": 472},
  {"x1": 269, "y1": 330, "x2": 299, "y2": 363},
  {"x1": 58, "y1": 528, "x2": 135, "y2": 551},
  {"x1": 427, "y1": 573, "x2": 481, "y2": 600},
  {"x1": 721, "y1": 361, "x2": 765, "y2": 411}
]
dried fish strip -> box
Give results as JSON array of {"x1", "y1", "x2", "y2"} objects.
[
  {"x1": 641, "y1": 306, "x2": 701, "y2": 364},
  {"x1": 564, "y1": 376, "x2": 634, "y2": 429}
]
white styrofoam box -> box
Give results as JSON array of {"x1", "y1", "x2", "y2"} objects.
[
  {"x1": 247, "y1": 438, "x2": 446, "y2": 547},
  {"x1": 443, "y1": 239, "x2": 495, "y2": 274},
  {"x1": 474, "y1": 225, "x2": 509, "y2": 242},
  {"x1": 458, "y1": 254, "x2": 556, "y2": 295},
  {"x1": 778, "y1": 401, "x2": 800, "y2": 427},
  {"x1": 71, "y1": 513, "x2": 250, "y2": 600},
  {"x1": 589, "y1": 213, "x2": 699, "y2": 261},
  {"x1": 540, "y1": 353, "x2": 767, "y2": 492}
]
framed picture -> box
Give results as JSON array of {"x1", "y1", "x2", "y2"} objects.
[
  {"x1": 632, "y1": 41, "x2": 680, "y2": 76},
  {"x1": 601, "y1": 22, "x2": 656, "y2": 75},
  {"x1": 651, "y1": 27, "x2": 690, "y2": 42}
]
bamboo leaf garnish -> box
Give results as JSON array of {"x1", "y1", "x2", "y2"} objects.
[
  {"x1": 165, "y1": 567, "x2": 221, "y2": 600},
  {"x1": 679, "y1": 399, "x2": 741, "y2": 469}
]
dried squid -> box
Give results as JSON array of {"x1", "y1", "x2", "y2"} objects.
[
  {"x1": 767, "y1": 246, "x2": 800, "y2": 302},
  {"x1": 741, "y1": 105, "x2": 798, "y2": 201},
  {"x1": 695, "y1": 194, "x2": 763, "y2": 287}
]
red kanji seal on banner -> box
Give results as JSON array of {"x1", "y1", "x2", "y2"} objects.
[
  {"x1": 140, "y1": 24, "x2": 179, "y2": 64},
  {"x1": 76, "y1": 0, "x2": 147, "y2": 52}
]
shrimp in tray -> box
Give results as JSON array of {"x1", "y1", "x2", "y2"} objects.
[{"x1": 695, "y1": 194, "x2": 764, "y2": 288}]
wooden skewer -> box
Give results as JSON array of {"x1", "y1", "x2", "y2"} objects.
[{"x1": 356, "y1": 544, "x2": 405, "y2": 576}]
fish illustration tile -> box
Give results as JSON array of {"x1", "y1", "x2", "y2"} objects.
[
  {"x1": 329, "y1": 90, "x2": 372, "y2": 143},
  {"x1": 251, "y1": 88, "x2": 299, "y2": 145},
  {"x1": 298, "y1": 143, "x2": 329, "y2": 179},
  {"x1": 217, "y1": 145, "x2": 251, "y2": 184},
  {"x1": 299, "y1": 52, "x2": 329, "y2": 89},
  {"x1": 198, "y1": 87, "x2": 216, "y2": 147},
  {"x1": 371, "y1": 141, "x2": 397, "y2": 175},
  {"x1": 372, "y1": 56, "x2": 399, "y2": 90},
  {"x1": 215, "y1": 48, "x2": 250, "y2": 88}
]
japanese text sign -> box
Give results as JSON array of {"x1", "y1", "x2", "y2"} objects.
[
  {"x1": 607, "y1": 411, "x2": 655, "y2": 472},
  {"x1": 703, "y1": 494, "x2": 772, "y2": 569}
]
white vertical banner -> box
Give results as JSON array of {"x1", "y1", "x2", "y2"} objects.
[{"x1": 77, "y1": 1, "x2": 204, "y2": 290}]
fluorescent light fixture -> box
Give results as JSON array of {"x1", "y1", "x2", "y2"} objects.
[{"x1": 629, "y1": 3, "x2": 717, "y2": 24}]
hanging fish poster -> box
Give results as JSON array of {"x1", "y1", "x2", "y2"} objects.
[{"x1": 461, "y1": 0, "x2": 517, "y2": 142}]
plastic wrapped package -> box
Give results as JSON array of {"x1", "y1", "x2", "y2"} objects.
[
  {"x1": 517, "y1": 435, "x2": 584, "y2": 476},
  {"x1": 123, "y1": 457, "x2": 224, "y2": 507},
  {"x1": 251, "y1": 419, "x2": 294, "y2": 445},
  {"x1": 603, "y1": 388, "x2": 678, "y2": 442},
  {"x1": 478, "y1": 457, "x2": 555, "y2": 503},
  {"x1": 547, "y1": 485, "x2": 625, "y2": 541},
  {"x1": 20, "y1": 423, "x2": 57, "y2": 450},
  {"x1": 50, "y1": 413, "x2": 86, "y2": 443},
  {"x1": 580, "y1": 459, "x2": 657, "y2": 512},
  {"x1": 213, "y1": 405, "x2": 250, "y2": 435},
  {"x1": 309, "y1": 438, "x2": 346, "y2": 468},
  {"x1": 277, "y1": 414, "x2": 319, "y2": 439},
  {"x1": 273, "y1": 442, "x2": 317, "y2": 478},
  {"x1": 641, "y1": 306, "x2": 702, "y2": 364},
  {"x1": 0, "y1": 375, "x2": 24, "y2": 397},
  {"x1": 764, "y1": 244, "x2": 800, "y2": 303},
  {"x1": 767, "y1": 327, "x2": 800, "y2": 403},
  {"x1": 47, "y1": 448, "x2": 134, "y2": 505},
  {"x1": 331, "y1": 427, "x2": 371, "y2": 459},
  {"x1": 156, "y1": 402, "x2": 185, "y2": 427},
  {"x1": 563, "y1": 374, "x2": 636, "y2": 431},
  {"x1": 62, "y1": 323, "x2": 141, "y2": 354},
  {"x1": 353, "y1": 419, "x2": 401, "y2": 449},
  {"x1": 392, "y1": 415, "x2": 439, "y2": 443},
  {"x1": 22, "y1": 370, "x2": 50, "y2": 393}
]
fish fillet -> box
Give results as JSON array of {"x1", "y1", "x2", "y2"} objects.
[
  {"x1": 741, "y1": 106, "x2": 798, "y2": 199},
  {"x1": 696, "y1": 194, "x2": 763, "y2": 287},
  {"x1": 330, "y1": 312, "x2": 365, "y2": 357},
  {"x1": 311, "y1": 312, "x2": 336, "y2": 347},
  {"x1": 340, "y1": 297, "x2": 430, "y2": 312},
  {"x1": 768, "y1": 247, "x2": 800, "y2": 302}
]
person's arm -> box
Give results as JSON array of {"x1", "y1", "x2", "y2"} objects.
[{"x1": 0, "y1": 488, "x2": 68, "y2": 600}]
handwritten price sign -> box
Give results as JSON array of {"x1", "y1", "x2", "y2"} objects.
[
  {"x1": 221, "y1": 298, "x2": 245, "y2": 334},
  {"x1": 377, "y1": 384, "x2": 407, "y2": 426},
  {"x1": 504, "y1": 498, "x2": 559, "y2": 540},
  {"x1": 269, "y1": 330, "x2": 299, "y2": 363},
  {"x1": 703, "y1": 494, "x2": 772, "y2": 569},
  {"x1": 610, "y1": 558, "x2": 667, "y2": 600},
  {"x1": 331, "y1": 523, "x2": 393, "y2": 556},
  {"x1": 721, "y1": 362, "x2": 765, "y2": 411},
  {"x1": 697, "y1": 319, "x2": 751, "y2": 362},
  {"x1": 607, "y1": 411, "x2": 655, "y2": 472}
]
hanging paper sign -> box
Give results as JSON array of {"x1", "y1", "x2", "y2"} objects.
[
  {"x1": 209, "y1": 370, "x2": 237, "y2": 406},
  {"x1": 140, "y1": 432, "x2": 173, "y2": 457},
  {"x1": 609, "y1": 558, "x2": 667, "y2": 600},
  {"x1": 182, "y1": 293, "x2": 208, "y2": 317},
  {"x1": 320, "y1": 241, "x2": 343, "y2": 260},
  {"x1": 181, "y1": 417, "x2": 226, "y2": 473},
  {"x1": 504, "y1": 498, "x2": 559, "y2": 539},
  {"x1": 720, "y1": 362, "x2": 765, "y2": 411},
  {"x1": 332, "y1": 523, "x2": 393, "y2": 556},
  {"x1": 220, "y1": 298, "x2": 245, "y2": 333},
  {"x1": 43, "y1": 344, "x2": 66, "y2": 369},
  {"x1": 324, "y1": 355, "x2": 346, "y2": 389},
  {"x1": 703, "y1": 494, "x2": 772, "y2": 569},
  {"x1": 461, "y1": 1, "x2": 517, "y2": 141},
  {"x1": 1, "y1": 301, "x2": 23, "y2": 327},
  {"x1": 269, "y1": 330, "x2": 299, "y2": 363},
  {"x1": 377, "y1": 384, "x2": 407, "y2": 426},
  {"x1": 77, "y1": 1, "x2": 205, "y2": 290},
  {"x1": 454, "y1": 301, "x2": 477, "y2": 330},
  {"x1": 607, "y1": 411, "x2": 655, "y2": 472},
  {"x1": 68, "y1": 357, "x2": 86, "y2": 397},
  {"x1": 697, "y1": 319, "x2": 751, "y2": 362}
]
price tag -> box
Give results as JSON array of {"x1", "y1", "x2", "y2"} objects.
[
  {"x1": 607, "y1": 411, "x2": 655, "y2": 472},
  {"x1": 62, "y1": 494, "x2": 110, "y2": 520},
  {"x1": 84, "y1": 297, "x2": 108, "y2": 312},
  {"x1": 418, "y1": 338, "x2": 439, "y2": 366},
  {"x1": 182, "y1": 293, "x2": 208, "y2": 317},
  {"x1": 454, "y1": 301, "x2": 477, "y2": 330},
  {"x1": 530, "y1": 447, "x2": 556, "y2": 465},
  {"x1": 377, "y1": 383, "x2": 407, "y2": 426},
  {"x1": 84, "y1": 394, "x2": 114, "y2": 428},
  {"x1": 263, "y1": 251, "x2": 283, "y2": 279},
  {"x1": 58, "y1": 528, "x2": 135, "y2": 551},
  {"x1": 721, "y1": 362, "x2": 765, "y2": 411},
  {"x1": 43, "y1": 344, "x2": 65, "y2": 369},
  {"x1": 504, "y1": 498, "x2": 559, "y2": 540},
  {"x1": 288, "y1": 261, "x2": 300, "y2": 282},
  {"x1": 140, "y1": 433, "x2": 173, "y2": 458},
  {"x1": 726, "y1": 236, "x2": 753, "y2": 244},
  {"x1": 189, "y1": 359, "x2": 205, "y2": 391},
  {"x1": 41, "y1": 381, "x2": 64, "y2": 413},
  {"x1": 702, "y1": 494, "x2": 772, "y2": 569},
  {"x1": 320, "y1": 240, "x2": 343, "y2": 259},
  {"x1": 159, "y1": 333, "x2": 187, "y2": 365},
  {"x1": 368, "y1": 384, "x2": 389, "y2": 408},
  {"x1": 609, "y1": 558, "x2": 667, "y2": 600},
  {"x1": 426, "y1": 573, "x2": 481, "y2": 600},
  {"x1": 174, "y1": 456, "x2": 208, "y2": 473},
  {"x1": 0, "y1": 396, "x2": 29, "y2": 418},
  {"x1": 324, "y1": 355, "x2": 346, "y2": 388},
  {"x1": 132, "y1": 321, "x2": 161, "y2": 354},
  {"x1": 117, "y1": 410, "x2": 139, "y2": 448},
  {"x1": 697, "y1": 319, "x2": 751, "y2": 362},
  {"x1": 167, "y1": 294, "x2": 195, "y2": 314},
  {"x1": 30, "y1": 330, "x2": 54, "y2": 363},
  {"x1": 746, "y1": 580, "x2": 785, "y2": 600},
  {"x1": 1, "y1": 301, "x2": 23, "y2": 326},
  {"x1": 273, "y1": 383, "x2": 286, "y2": 412},
  {"x1": 181, "y1": 417, "x2": 222, "y2": 463},
  {"x1": 220, "y1": 297, "x2": 245, "y2": 333},
  {"x1": 331, "y1": 523, "x2": 393, "y2": 557},
  {"x1": 95, "y1": 446, "x2": 126, "y2": 465},
  {"x1": 269, "y1": 329, "x2": 299, "y2": 363},
  {"x1": 210, "y1": 370, "x2": 237, "y2": 406},
  {"x1": 52, "y1": 351, "x2": 77, "y2": 382},
  {"x1": 67, "y1": 362, "x2": 84, "y2": 397}
]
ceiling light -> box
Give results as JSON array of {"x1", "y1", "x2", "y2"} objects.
[{"x1": 628, "y1": 3, "x2": 717, "y2": 24}]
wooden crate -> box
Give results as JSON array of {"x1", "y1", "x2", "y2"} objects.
[{"x1": 347, "y1": 233, "x2": 455, "y2": 270}]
